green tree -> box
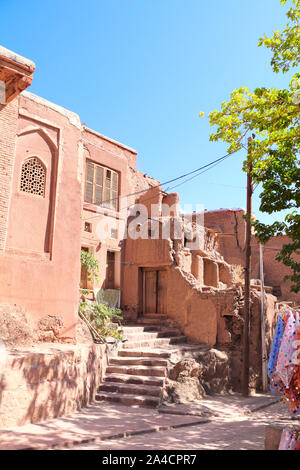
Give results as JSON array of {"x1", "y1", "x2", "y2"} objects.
[{"x1": 205, "y1": 0, "x2": 300, "y2": 293}]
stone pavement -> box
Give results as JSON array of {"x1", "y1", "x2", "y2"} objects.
[
  {"x1": 0, "y1": 402, "x2": 210, "y2": 450},
  {"x1": 0, "y1": 393, "x2": 287, "y2": 450},
  {"x1": 62, "y1": 400, "x2": 290, "y2": 451}
]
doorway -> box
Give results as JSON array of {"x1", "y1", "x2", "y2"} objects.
[
  {"x1": 105, "y1": 251, "x2": 115, "y2": 289},
  {"x1": 80, "y1": 246, "x2": 91, "y2": 289},
  {"x1": 141, "y1": 268, "x2": 168, "y2": 314}
]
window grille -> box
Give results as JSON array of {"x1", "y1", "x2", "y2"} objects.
[{"x1": 20, "y1": 157, "x2": 46, "y2": 197}]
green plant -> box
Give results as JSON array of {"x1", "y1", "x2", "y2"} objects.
[
  {"x1": 80, "y1": 249, "x2": 99, "y2": 286},
  {"x1": 79, "y1": 300, "x2": 124, "y2": 341}
]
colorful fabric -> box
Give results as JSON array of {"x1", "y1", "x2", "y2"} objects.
[
  {"x1": 269, "y1": 310, "x2": 300, "y2": 416},
  {"x1": 268, "y1": 314, "x2": 285, "y2": 379},
  {"x1": 279, "y1": 428, "x2": 293, "y2": 450},
  {"x1": 288, "y1": 432, "x2": 299, "y2": 450},
  {"x1": 275, "y1": 312, "x2": 300, "y2": 388}
]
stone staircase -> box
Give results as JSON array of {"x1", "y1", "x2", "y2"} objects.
[{"x1": 96, "y1": 314, "x2": 202, "y2": 408}]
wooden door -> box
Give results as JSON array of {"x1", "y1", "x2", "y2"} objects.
[
  {"x1": 157, "y1": 270, "x2": 168, "y2": 314},
  {"x1": 105, "y1": 251, "x2": 115, "y2": 289},
  {"x1": 144, "y1": 270, "x2": 157, "y2": 313},
  {"x1": 142, "y1": 269, "x2": 168, "y2": 314},
  {"x1": 80, "y1": 247, "x2": 89, "y2": 289}
]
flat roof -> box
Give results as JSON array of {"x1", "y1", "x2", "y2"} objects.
[
  {"x1": 83, "y1": 126, "x2": 137, "y2": 154},
  {"x1": 0, "y1": 45, "x2": 35, "y2": 72},
  {"x1": 21, "y1": 91, "x2": 81, "y2": 128}
]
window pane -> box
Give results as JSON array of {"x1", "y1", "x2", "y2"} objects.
[
  {"x1": 86, "y1": 162, "x2": 94, "y2": 182},
  {"x1": 85, "y1": 162, "x2": 119, "y2": 210},
  {"x1": 95, "y1": 184, "x2": 103, "y2": 205},
  {"x1": 112, "y1": 172, "x2": 118, "y2": 190},
  {"x1": 95, "y1": 166, "x2": 103, "y2": 185},
  {"x1": 85, "y1": 181, "x2": 93, "y2": 203},
  {"x1": 111, "y1": 190, "x2": 118, "y2": 209}
]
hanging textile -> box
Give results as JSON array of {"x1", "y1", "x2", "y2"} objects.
[
  {"x1": 268, "y1": 308, "x2": 300, "y2": 416},
  {"x1": 278, "y1": 428, "x2": 300, "y2": 450},
  {"x1": 275, "y1": 312, "x2": 300, "y2": 388}
]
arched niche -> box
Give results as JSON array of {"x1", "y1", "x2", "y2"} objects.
[{"x1": 7, "y1": 127, "x2": 58, "y2": 255}]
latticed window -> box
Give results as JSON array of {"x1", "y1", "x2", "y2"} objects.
[
  {"x1": 20, "y1": 157, "x2": 46, "y2": 197},
  {"x1": 85, "y1": 160, "x2": 119, "y2": 210}
]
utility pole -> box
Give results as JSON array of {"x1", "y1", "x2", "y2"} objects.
[
  {"x1": 242, "y1": 135, "x2": 254, "y2": 397},
  {"x1": 260, "y1": 243, "x2": 268, "y2": 392}
]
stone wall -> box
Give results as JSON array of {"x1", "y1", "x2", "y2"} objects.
[{"x1": 0, "y1": 342, "x2": 107, "y2": 428}]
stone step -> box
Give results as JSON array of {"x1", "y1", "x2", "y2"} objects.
[
  {"x1": 104, "y1": 373, "x2": 164, "y2": 387},
  {"x1": 95, "y1": 391, "x2": 160, "y2": 408},
  {"x1": 137, "y1": 317, "x2": 169, "y2": 325},
  {"x1": 106, "y1": 364, "x2": 166, "y2": 377},
  {"x1": 122, "y1": 329, "x2": 182, "y2": 342},
  {"x1": 118, "y1": 349, "x2": 172, "y2": 359},
  {"x1": 123, "y1": 332, "x2": 163, "y2": 340},
  {"x1": 99, "y1": 381, "x2": 161, "y2": 397},
  {"x1": 123, "y1": 324, "x2": 179, "y2": 333},
  {"x1": 142, "y1": 313, "x2": 168, "y2": 319},
  {"x1": 123, "y1": 336, "x2": 187, "y2": 349},
  {"x1": 109, "y1": 356, "x2": 168, "y2": 367},
  {"x1": 122, "y1": 326, "x2": 150, "y2": 333}
]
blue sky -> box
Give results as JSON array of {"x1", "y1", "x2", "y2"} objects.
[{"x1": 0, "y1": 0, "x2": 295, "y2": 223}]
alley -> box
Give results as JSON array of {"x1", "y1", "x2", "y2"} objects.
[
  {"x1": 60, "y1": 400, "x2": 287, "y2": 451},
  {"x1": 0, "y1": 394, "x2": 288, "y2": 451}
]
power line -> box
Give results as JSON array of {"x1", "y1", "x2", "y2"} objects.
[
  {"x1": 167, "y1": 154, "x2": 232, "y2": 191},
  {"x1": 83, "y1": 149, "x2": 242, "y2": 222},
  {"x1": 84, "y1": 150, "x2": 240, "y2": 209}
]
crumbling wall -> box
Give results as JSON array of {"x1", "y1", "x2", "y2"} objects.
[
  {"x1": 218, "y1": 289, "x2": 278, "y2": 392},
  {"x1": 163, "y1": 348, "x2": 231, "y2": 403},
  {"x1": 0, "y1": 304, "x2": 77, "y2": 347},
  {"x1": 166, "y1": 267, "x2": 218, "y2": 346}
]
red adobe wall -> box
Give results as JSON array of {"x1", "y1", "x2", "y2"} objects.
[
  {"x1": 0, "y1": 92, "x2": 83, "y2": 341},
  {"x1": 204, "y1": 209, "x2": 247, "y2": 267},
  {"x1": 0, "y1": 343, "x2": 107, "y2": 427},
  {"x1": 204, "y1": 208, "x2": 300, "y2": 303},
  {"x1": 81, "y1": 127, "x2": 137, "y2": 291},
  {"x1": 0, "y1": 99, "x2": 18, "y2": 252},
  {"x1": 263, "y1": 235, "x2": 300, "y2": 303}
]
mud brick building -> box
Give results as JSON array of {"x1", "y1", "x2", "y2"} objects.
[{"x1": 0, "y1": 45, "x2": 299, "y2": 426}]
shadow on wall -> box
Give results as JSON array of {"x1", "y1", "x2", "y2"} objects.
[{"x1": 0, "y1": 343, "x2": 107, "y2": 428}]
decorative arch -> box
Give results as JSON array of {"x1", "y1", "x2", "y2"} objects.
[
  {"x1": 7, "y1": 123, "x2": 59, "y2": 255},
  {"x1": 17, "y1": 126, "x2": 58, "y2": 152},
  {"x1": 20, "y1": 156, "x2": 46, "y2": 197}
]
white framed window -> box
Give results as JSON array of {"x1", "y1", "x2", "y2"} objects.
[{"x1": 85, "y1": 160, "x2": 119, "y2": 210}]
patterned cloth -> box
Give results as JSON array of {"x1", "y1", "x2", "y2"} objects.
[
  {"x1": 268, "y1": 314, "x2": 285, "y2": 379},
  {"x1": 279, "y1": 428, "x2": 294, "y2": 450},
  {"x1": 269, "y1": 312, "x2": 300, "y2": 416},
  {"x1": 275, "y1": 312, "x2": 300, "y2": 388},
  {"x1": 288, "y1": 432, "x2": 299, "y2": 450}
]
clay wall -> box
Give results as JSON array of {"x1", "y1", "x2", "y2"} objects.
[
  {"x1": 0, "y1": 343, "x2": 107, "y2": 427},
  {"x1": 0, "y1": 92, "x2": 82, "y2": 341},
  {"x1": 204, "y1": 209, "x2": 300, "y2": 303}
]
